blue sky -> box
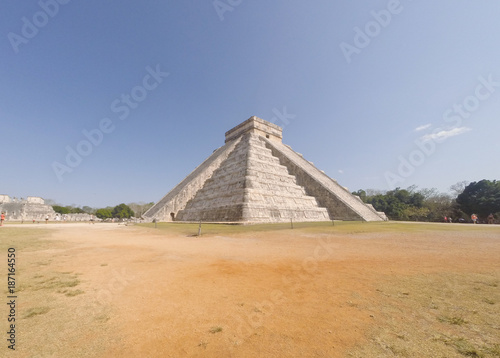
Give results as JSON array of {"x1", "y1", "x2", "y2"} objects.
[{"x1": 1, "y1": 0, "x2": 499, "y2": 208}]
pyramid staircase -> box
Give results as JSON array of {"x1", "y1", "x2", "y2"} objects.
[
  {"x1": 176, "y1": 133, "x2": 329, "y2": 222},
  {"x1": 144, "y1": 117, "x2": 386, "y2": 223}
]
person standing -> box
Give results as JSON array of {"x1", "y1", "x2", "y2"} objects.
[
  {"x1": 45, "y1": 215, "x2": 49, "y2": 224},
  {"x1": 471, "y1": 213, "x2": 478, "y2": 224},
  {"x1": 488, "y1": 213, "x2": 494, "y2": 224},
  {"x1": 1, "y1": 212, "x2": 5, "y2": 226}
]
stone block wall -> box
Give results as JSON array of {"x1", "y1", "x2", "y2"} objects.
[
  {"x1": 176, "y1": 133, "x2": 329, "y2": 222},
  {"x1": 225, "y1": 116, "x2": 282, "y2": 143},
  {"x1": 143, "y1": 137, "x2": 242, "y2": 221},
  {"x1": 27, "y1": 196, "x2": 44, "y2": 204},
  {"x1": 0, "y1": 199, "x2": 56, "y2": 221},
  {"x1": 262, "y1": 138, "x2": 386, "y2": 221},
  {"x1": 0, "y1": 195, "x2": 11, "y2": 203}
]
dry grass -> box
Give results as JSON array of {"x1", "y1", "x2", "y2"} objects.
[
  {"x1": 138, "y1": 220, "x2": 486, "y2": 237},
  {"x1": 1, "y1": 221, "x2": 499, "y2": 357},
  {"x1": 24, "y1": 306, "x2": 51, "y2": 319},
  {"x1": 209, "y1": 326, "x2": 223, "y2": 334},
  {"x1": 347, "y1": 271, "x2": 500, "y2": 357},
  {"x1": 0, "y1": 226, "x2": 111, "y2": 357},
  {"x1": 0, "y1": 227, "x2": 56, "y2": 251}
]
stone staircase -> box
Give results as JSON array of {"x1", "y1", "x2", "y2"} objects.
[{"x1": 176, "y1": 133, "x2": 329, "y2": 222}]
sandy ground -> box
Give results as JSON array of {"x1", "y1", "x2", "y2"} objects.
[{"x1": 1, "y1": 222, "x2": 499, "y2": 357}]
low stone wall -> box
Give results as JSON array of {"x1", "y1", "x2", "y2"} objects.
[
  {"x1": 54, "y1": 213, "x2": 95, "y2": 222},
  {"x1": 0, "y1": 202, "x2": 56, "y2": 221}
]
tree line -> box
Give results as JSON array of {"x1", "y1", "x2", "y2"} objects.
[
  {"x1": 52, "y1": 202, "x2": 154, "y2": 220},
  {"x1": 353, "y1": 179, "x2": 500, "y2": 223}
]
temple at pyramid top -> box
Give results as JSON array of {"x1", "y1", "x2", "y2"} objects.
[
  {"x1": 144, "y1": 116, "x2": 387, "y2": 223},
  {"x1": 225, "y1": 116, "x2": 283, "y2": 143}
]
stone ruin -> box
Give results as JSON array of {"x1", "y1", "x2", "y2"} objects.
[
  {"x1": 0, "y1": 195, "x2": 95, "y2": 222},
  {"x1": 144, "y1": 116, "x2": 387, "y2": 223},
  {"x1": 0, "y1": 195, "x2": 56, "y2": 221}
]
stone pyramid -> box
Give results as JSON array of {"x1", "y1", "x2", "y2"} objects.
[{"x1": 144, "y1": 117, "x2": 387, "y2": 223}]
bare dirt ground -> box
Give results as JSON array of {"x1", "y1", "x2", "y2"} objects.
[{"x1": 1, "y1": 222, "x2": 499, "y2": 357}]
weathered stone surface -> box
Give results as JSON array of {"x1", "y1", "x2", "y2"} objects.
[
  {"x1": 0, "y1": 195, "x2": 56, "y2": 221},
  {"x1": 262, "y1": 138, "x2": 386, "y2": 221},
  {"x1": 175, "y1": 133, "x2": 329, "y2": 222},
  {"x1": 144, "y1": 117, "x2": 387, "y2": 222},
  {"x1": 225, "y1": 116, "x2": 282, "y2": 143},
  {"x1": 0, "y1": 195, "x2": 11, "y2": 203},
  {"x1": 144, "y1": 137, "x2": 242, "y2": 221},
  {"x1": 0, "y1": 196, "x2": 98, "y2": 222}
]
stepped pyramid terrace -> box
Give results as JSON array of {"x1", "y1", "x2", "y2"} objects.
[{"x1": 144, "y1": 116, "x2": 387, "y2": 223}]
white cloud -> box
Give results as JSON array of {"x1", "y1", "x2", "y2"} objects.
[
  {"x1": 338, "y1": 169, "x2": 344, "y2": 174},
  {"x1": 415, "y1": 123, "x2": 432, "y2": 132},
  {"x1": 420, "y1": 127, "x2": 472, "y2": 142}
]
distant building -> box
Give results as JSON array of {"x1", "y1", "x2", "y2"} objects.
[{"x1": 0, "y1": 195, "x2": 55, "y2": 221}]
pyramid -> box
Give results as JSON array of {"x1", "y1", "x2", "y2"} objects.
[{"x1": 144, "y1": 117, "x2": 387, "y2": 223}]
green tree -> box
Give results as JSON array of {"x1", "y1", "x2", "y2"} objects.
[
  {"x1": 68, "y1": 206, "x2": 85, "y2": 214},
  {"x1": 402, "y1": 206, "x2": 430, "y2": 221},
  {"x1": 456, "y1": 180, "x2": 500, "y2": 219},
  {"x1": 52, "y1": 205, "x2": 70, "y2": 214},
  {"x1": 356, "y1": 186, "x2": 447, "y2": 221},
  {"x1": 421, "y1": 192, "x2": 453, "y2": 222},
  {"x1": 112, "y1": 203, "x2": 134, "y2": 219},
  {"x1": 353, "y1": 184, "x2": 499, "y2": 222},
  {"x1": 366, "y1": 188, "x2": 425, "y2": 220},
  {"x1": 95, "y1": 208, "x2": 112, "y2": 219}
]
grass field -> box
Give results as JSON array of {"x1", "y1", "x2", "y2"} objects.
[
  {"x1": 1, "y1": 222, "x2": 499, "y2": 357},
  {"x1": 138, "y1": 220, "x2": 492, "y2": 236}
]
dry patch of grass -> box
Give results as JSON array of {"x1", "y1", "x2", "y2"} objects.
[
  {"x1": 0, "y1": 227, "x2": 56, "y2": 251},
  {"x1": 138, "y1": 221, "x2": 299, "y2": 236},
  {"x1": 437, "y1": 315, "x2": 468, "y2": 325},
  {"x1": 435, "y1": 336, "x2": 484, "y2": 357},
  {"x1": 61, "y1": 289, "x2": 85, "y2": 297},
  {"x1": 0, "y1": 226, "x2": 113, "y2": 357},
  {"x1": 348, "y1": 271, "x2": 500, "y2": 357},
  {"x1": 209, "y1": 326, "x2": 223, "y2": 334},
  {"x1": 25, "y1": 271, "x2": 81, "y2": 292},
  {"x1": 24, "y1": 306, "x2": 51, "y2": 319}
]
